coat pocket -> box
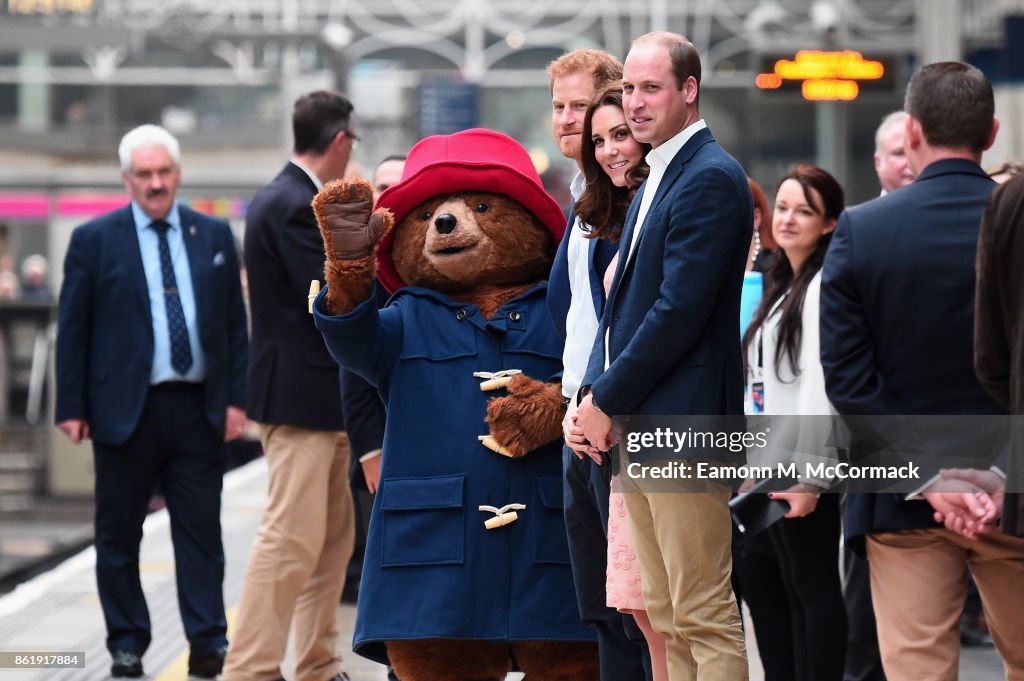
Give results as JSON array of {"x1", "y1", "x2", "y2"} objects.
[
  {"x1": 532, "y1": 475, "x2": 571, "y2": 565},
  {"x1": 379, "y1": 474, "x2": 465, "y2": 566}
]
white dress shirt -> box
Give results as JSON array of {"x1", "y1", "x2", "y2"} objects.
[
  {"x1": 562, "y1": 171, "x2": 600, "y2": 399},
  {"x1": 626, "y1": 119, "x2": 707, "y2": 262},
  {"x1": 133, "y1": 202, "x2": 206, "y2": 384}
]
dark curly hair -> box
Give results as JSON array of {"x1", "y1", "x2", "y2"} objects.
[{"x1": 574, "y1": 86, "x2": 651, "y2": 241}]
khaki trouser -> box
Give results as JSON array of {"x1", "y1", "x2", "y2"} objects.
[
  {"x1": 867, "y1": 528, "x2": 1024, "y2": 681},
  {"x1": 223, "y1": 426, "x2": 355, "y2": 681},
  {"x1": 623, "y1": 488, "x2": 748, "y2": 681}
]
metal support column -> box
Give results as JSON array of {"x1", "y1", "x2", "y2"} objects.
[
  {"x1": 816, "y1": 100, "x2": 850, "y2": 188},
  {"x1": 917, "y1": 0, "x2": 962, "y2": 64}
]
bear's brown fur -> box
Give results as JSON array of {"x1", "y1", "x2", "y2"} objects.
[{"x1": 313, "y1": 176, "x2": 598, "y2": 680}]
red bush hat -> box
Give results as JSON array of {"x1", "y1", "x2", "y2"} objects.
[{"x1": 375, "y1": 128, "x2": 567, "y2": 293}]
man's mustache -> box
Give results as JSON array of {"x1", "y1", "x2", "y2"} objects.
[{"x1": 146, "y1": 188, "x2": 168, "y2": 199}]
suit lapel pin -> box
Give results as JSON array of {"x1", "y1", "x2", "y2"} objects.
[{"x1": 189, "y1": 225, "x2": 197, "y2": 236}]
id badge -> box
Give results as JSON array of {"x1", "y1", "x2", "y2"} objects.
[{"x1": 751, "y1": 381, "x2": 765, "y2": 414}]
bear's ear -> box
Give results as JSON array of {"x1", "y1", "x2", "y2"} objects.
[{"x1": 474, "y1": 194, "x2": 553, "y2": 286}]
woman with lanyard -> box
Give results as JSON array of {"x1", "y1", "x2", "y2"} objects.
[{"x1": 737, "y1": 164, "x2": 847, "y2": 681}]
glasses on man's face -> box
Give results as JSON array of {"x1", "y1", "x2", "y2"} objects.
[{"x1": 344, "y1": 130, "x2": 360, "y2": 150}]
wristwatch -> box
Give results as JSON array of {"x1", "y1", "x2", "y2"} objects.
[{"x1": 576, "y1": 384, "x2": 604, "y2": 414}]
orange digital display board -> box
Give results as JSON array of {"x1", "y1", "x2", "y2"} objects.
[{"x1": 756, "y1": 50, "x2": 886, "y2": 101}]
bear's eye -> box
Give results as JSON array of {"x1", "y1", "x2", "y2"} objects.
[
  {"x1": 475, "y1": 203, "x2": 489, "y2": 213},
  {"x1": 420, "y1": 210, "x2": 433, "y2": 221}
]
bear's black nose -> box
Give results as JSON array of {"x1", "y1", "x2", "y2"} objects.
[{"x1": 434, "y1": 214, "x2": 457, "y2": 235}]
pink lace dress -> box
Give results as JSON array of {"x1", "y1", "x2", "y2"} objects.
[{"x1": 605, "y1": 475, "x2": 645, "y2": 612}]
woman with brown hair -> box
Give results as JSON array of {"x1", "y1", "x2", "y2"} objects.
[{"x1": 737, "y1": 163, "x2": 848, "y2": 681}]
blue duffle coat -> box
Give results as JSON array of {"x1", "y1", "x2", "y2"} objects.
[{"x1": 314, "y1": 283, "x2": 593, "y2": 664}]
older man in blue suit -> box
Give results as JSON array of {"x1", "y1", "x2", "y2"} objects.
[
  {"x1": 56, "y1": 124, "x2": 248, "y2": 679},
  {"x1": 820, "y1": 62, "x2": 1024, "y2": 680},
  {"x1": 577, "y1": 31, "x2": 752, "y2": 681}
]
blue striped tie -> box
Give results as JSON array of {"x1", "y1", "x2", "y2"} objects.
[{"x1": 152, "y1": 220, "x2": 193, "y2": 375}]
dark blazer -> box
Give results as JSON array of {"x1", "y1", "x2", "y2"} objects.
[
  {"x1": 820, "y1": 159, "x2": 1005, "y2": 542},
  {"x1": 546, "y1": 206, "x2": 619, "y2": 342},
  {"x1": 975, "y1": 173, "x2": 1024, "y2": 536},
  {"x1": 245, "y1": 162, "x2": 344, "y2": 430},
  {"x1": 56, "y1": 204, "x2": 248, "y2": 445},
  {"x1": 583, "y1": 127, "x2": 752, "y2": 418}
]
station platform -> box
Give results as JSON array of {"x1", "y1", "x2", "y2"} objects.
[
  {"x1": 0, "y1": 457, "x2": 1008, "y2": 680},
  {"x1": 0, "y1": 458, "x2": 390, "y2": 681}
]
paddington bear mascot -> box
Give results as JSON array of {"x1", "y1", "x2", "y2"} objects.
[{"x1": 311, "y1": 128, "x2": 600, "y2": 681}]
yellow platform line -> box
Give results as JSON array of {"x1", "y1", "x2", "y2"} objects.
[{"x1": 155, "y1": 606, "x2": 236, "y2": 681}]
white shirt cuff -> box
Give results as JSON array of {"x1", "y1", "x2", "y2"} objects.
[
  {"x1": 905, "y1": 472, "x2": 941, "y2": 501},
  {"x1": 359, "y1": 449, "x2": 382, "y2": 464}
]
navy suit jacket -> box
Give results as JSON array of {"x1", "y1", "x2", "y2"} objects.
[
  {"x1": 583, "y1": 128, "x2": 752, "y2": 417},
  {"x1": 546, "y1": 206, "x2": 619, "y2": 343},
  {"x1": 245, "y1": 162, "x2": 344, "y2": 430},
  {"x1": 819, "y1": 159, "x2": 1005, "y2": 542},
  {"x1": 56, "y1": 204, "x2": 248, "y2": 446}
]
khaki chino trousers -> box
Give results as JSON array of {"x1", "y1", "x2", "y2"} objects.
[
  {"x1": 867, "y1": 527, "x2": 1024, "y2": 681},
  {"x1": 622, "y1": 479, "x2": 748, "y2": 681},
  {"x1": 223, "y1": 425, "x2": 355, "y2": 681}
]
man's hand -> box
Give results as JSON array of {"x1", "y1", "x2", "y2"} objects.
[
  {"x1": 57, "y1": 419, "x2": 89, "y2": 444},
  {"x1": 224, "y1": 406, "x2": 247, "y2": 442},
  {"x1": 931, "y1": 468, "x2": 1006, "y2": 538},
  {"x1": 922, "y1": 476, "x2": 999, "y2": 539},
  {"x1": 562, "y1": 402, "x2": 602, "y2": 465},
  {"x1": 576, "y1": 394, "x2": 621, "y2": 452},
  {"x1": 770, "y1": 482, "x2": 821, "y2": 518},
  {"x1": 361, "y1": 451, "x2": 382, "y2": 494},
  {"x1": 940, "y1": 468, "x2": 1006, "y2": 498}
]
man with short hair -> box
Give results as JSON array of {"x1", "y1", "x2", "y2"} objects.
[
  {"x1": 545, "y1": 48, "x2": 650, "y2": 681},
  {"x1": 840, "y1": 110, "x2": 916, "y2": 681},
  {"x1": 223, "y1": 90, "x2": 358, "y2": 681},
  {"x1": 873, "y1": 111, "x2": 915, "y2": 195},
  {"x1": 821, "y1": 62, "x2": 1024, "y2": 680},
  {"x1": 56, "y1": 124, "x2": 248, "y2": 679},
  {"x1": 372, "y1": 155, "x2": 406, "y2": 195},
  {"x1": 576, "y1": 32, "x2": 752, "y2": 680}
]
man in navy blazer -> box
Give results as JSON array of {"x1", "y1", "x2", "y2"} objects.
[
  {"x1": 224, "y1": 91, "x2": 356, "y2": 681},
  {"x1": 56, "y1": 124, "x2": 248, "y2": 679},
  {"x1": 820, "y1": 62, "x2": 1024, "y2": 680},
  {"x1": 577, "y1": 32, "x2": 751, "y2": 681},
  {"x1": 545, "y1": 49, "x2": 650, "y2": 681}
]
